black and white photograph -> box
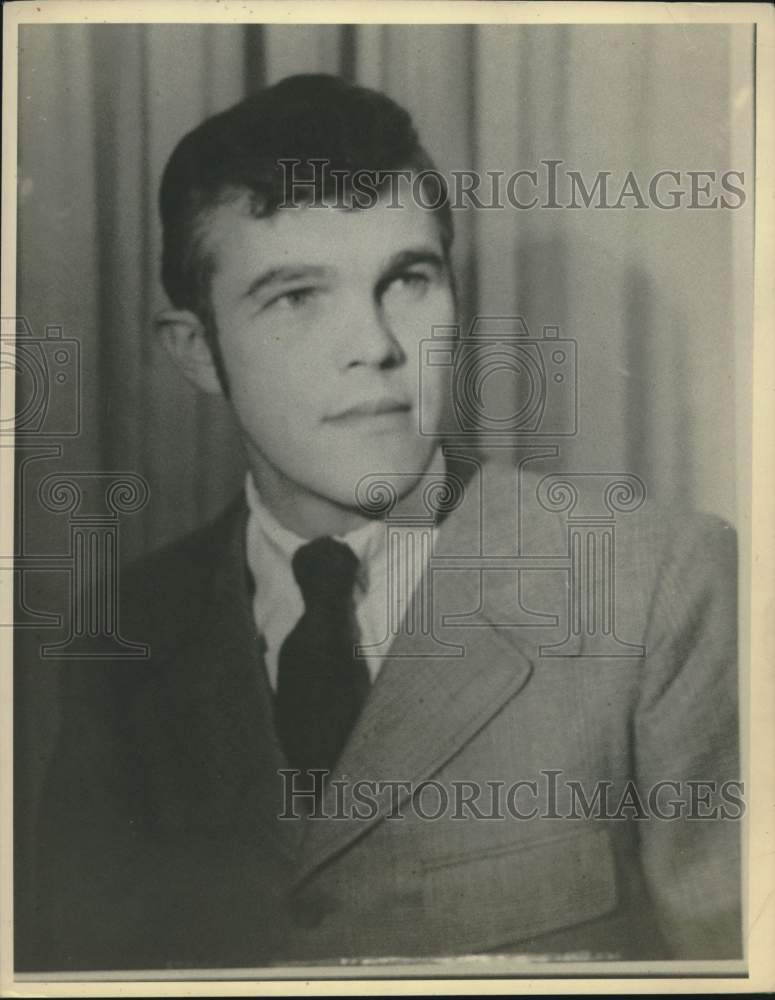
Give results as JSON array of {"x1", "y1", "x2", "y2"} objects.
[{"x1": 2, "y1": 1, "x2": 772, "y2": 993}]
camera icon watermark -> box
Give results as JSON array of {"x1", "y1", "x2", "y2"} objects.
[
  {"x1": 0, "y1": 317, "x2": 80, "y2": 436},
  {"x1": 419, "y1": 316, "x2": 576, "y2": 438}
]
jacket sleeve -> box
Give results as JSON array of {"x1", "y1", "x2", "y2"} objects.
[
  {"x1": 28, "y1": 659, "x2": 157, "y2": 971},
  {"x1": 633, "y1": 512, "x2": 742, "y2": 958}
]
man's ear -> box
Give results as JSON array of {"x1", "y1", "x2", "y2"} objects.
[{"x1": 155, "y1": 309, "x2": 224, "y2": 396}]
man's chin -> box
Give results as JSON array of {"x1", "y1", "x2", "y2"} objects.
[{"x1": 321, "y1": 440, "x2": 441, "y2": 512}]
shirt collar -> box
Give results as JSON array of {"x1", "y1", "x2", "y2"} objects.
[{"x1": 245, "y1": 449, "x2": 446, "y2": 592}]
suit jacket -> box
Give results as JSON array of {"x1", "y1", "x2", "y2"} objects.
[{"x1": 24, "y1": 459, "x2": 741, "y2": 971}]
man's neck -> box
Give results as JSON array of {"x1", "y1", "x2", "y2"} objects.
[
  {"x1": 249, "y1": 476, "x2": 371, "y2": 539},
  {"x1": 245, "y1": 449, "x2": 444, "y2": 540}
]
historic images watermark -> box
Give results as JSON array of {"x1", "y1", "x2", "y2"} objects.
[
  {"x1": 278, "y1": 769, "x2": 747, "y2": 822},
  {"x1": 418, "y1": 316, "x2": 577, "y2": 438},
  {"x1": 1, "y1": 316, "x2": 150, "y2": 657},
  {"x1": 277, "y1": 158, "x2": 748, "y2": 212}
]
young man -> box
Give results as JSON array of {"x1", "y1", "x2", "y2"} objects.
[{"x1": 27, "y1": 74, "x2": 741, "y2": 970}]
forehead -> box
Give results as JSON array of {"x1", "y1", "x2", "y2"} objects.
[{"x1": 204, "y1": 194, "x2": 445, "y2": 292}]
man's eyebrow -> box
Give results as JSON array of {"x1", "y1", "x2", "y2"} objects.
[
  {"x1": 242, "y1": 265, "x2": 331, "y2": 300},
  {"x1": 382, "y1": 248, "x2": 446, "y2": 274},
  {"x1": 241, "y1": 248, "x2": 445, "y2": 301}
]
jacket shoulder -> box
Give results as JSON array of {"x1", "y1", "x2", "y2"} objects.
[
  {"x1": 119, "y1": 493, "x2": 246, "y2": 658},
  {"x1": 454, "y1": 458, "x2": 737, "y2": 622}
]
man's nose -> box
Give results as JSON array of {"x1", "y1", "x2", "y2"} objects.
[{"x1": 337, "y1": 299, "x2": 405, "y2": 371}]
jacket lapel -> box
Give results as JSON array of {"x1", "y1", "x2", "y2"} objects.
[
  {"x1": 294, "y1": 473, "x2": 576, "y2": 884},
  {"x1": 294, "y1": 607, "x2": 534, "y2": 885}
]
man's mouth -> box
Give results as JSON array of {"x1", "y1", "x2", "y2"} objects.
[{"x1": 326, "y1": 399, "x2": 412, "y2": 423}]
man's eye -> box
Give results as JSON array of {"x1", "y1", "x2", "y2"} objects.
[
  {"x1": 386, "y1": 271, "x2": 431, "y2": 299},
  {"x1": 266, "y1": 287, "x2": 320, "y2": 311}
]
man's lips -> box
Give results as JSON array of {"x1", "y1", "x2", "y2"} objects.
[{"x1": 325, "y1": 399, "x2": 412, "y2": 422}]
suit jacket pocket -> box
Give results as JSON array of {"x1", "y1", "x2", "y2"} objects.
[{"x1": 421, "y1": 826, "x2": 618, "y2": 954}]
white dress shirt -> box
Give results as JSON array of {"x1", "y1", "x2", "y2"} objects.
[{"x1": 245, "y1": 450, "x2": 444, "y2": 689}]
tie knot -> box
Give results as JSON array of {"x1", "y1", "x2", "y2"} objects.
[{"x1": 291, "y1": 536, "x2": 359, "y2": 606}]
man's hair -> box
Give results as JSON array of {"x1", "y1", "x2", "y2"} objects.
[{"x1": 159, "y1": 73, "x2": 455, "y2": 340}]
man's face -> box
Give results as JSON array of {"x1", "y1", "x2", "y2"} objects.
[{"x1": 206, "y1": 194, "x2": 455, "y2": 513}]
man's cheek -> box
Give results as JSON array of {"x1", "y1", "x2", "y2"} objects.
[{"x1": 418, "y1": 366, "x2": 448, "y2": 435}]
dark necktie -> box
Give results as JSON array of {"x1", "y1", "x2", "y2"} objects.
[{"x1": 275, "y1": 537, "x2": 371, "y2": 784}]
